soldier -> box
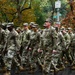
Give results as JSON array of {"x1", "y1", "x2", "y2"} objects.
[
  {"x1": 27, "y1": 24, "x2": 41, "y2": 73},
  {"x1": 21, "y1": 23, "x2": 31, "y2": 68},
  {"x1": 3, "y1": 22, "x2": 21, "y2": 75},
  {"x1": 61, "y1": 27, "x2": 72, "y2": 65},
  {"x1": 55, "y1": 26, "x2": 66, "y2": 69},
  {"x1": 40, "y1": 18, "x2": 58, "y2": 75},
  {"x1": 67, "y1": 27, "x2": 74, "y2": 61}
]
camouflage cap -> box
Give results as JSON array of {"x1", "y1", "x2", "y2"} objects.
[
  {"x1": 45, "y1": 18, "x2": 53, "y2": 23},
  {"x1": 67, "y1": 27, "x2": 72, "y2": 30},
  {"x1": 34, "y1": 24, "x2": 39, "y2": 28},
  {"x1": 23, "y1": 23, "x2": 28, "y2": 26},
  {"x1": 2, "y1": 22, "x2": 7, "y2": 26},
  {"x1": 16, "y1": 27, "x2": 21, "y2": 30},
  {"x1": 32, "y1": 25, "x2": 36, "y2": 28},
  {"x1": 61, "y1": 26, "x2": 65, "y2": 30},
  {"x1": 7, "y1": 22, "x2": 14, "y2": 27},
  {"x1": 29, "y1": 22, "x2": 35, "y2": 26}
]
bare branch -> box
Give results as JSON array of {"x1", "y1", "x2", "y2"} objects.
[
  {"x1": 20, "y1": 0, "x2": 26, "y2": 10},
  {"x1": 20, "y1": 6, "x2": 31, "y2": 13},
  {"x1": 20, "y1": 0, "x2": 32, "y2": 13}
]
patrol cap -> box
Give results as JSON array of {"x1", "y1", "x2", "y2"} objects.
[
  {"x1": 29, "y1": 22, "x2": 35, "y2": 26},
  {"x1": 34, "y1": 24, "x2": 39, "y2": 28},
  {"x1": 2, "y1": 22, "x2": 7, "y2": 26},
  {"x1": 16, "y1": 27, "x2": 21, "y2": 31},
  {"x1": 45, "y1": 18, "x2": 52, "y2": 23},
  {"x1": 32, "y1": 25, "x2": 36, "y2": 28},
  {"x1": 61, "y1": 26, "x2": 65, "y2": 30},
  {"x1": 67, "y1": 27, "x2": 72, "y2": 30},
  {"x1": 7, "y1": 22, "x2": 14, "y2": 27},
  {"x1": 23, "y1": 23, "x2": 28, "y2": 26},
  {"x1": 34, "y1": 24, "x2": 38, "y2": 26}
]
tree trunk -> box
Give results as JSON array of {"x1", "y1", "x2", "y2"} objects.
[{"x1": 16, "y1": 0, "x2": 22, "y2": 25}]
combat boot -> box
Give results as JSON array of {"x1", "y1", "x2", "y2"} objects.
[
  {"x1": 4, "y1": 71, "x2": 10, "y2": 75},
  {"x1": 43, "y1": 70, "x2": 49, "y2": 75},
  {"x1": 19, "y1": 66, "x2": 25, "y2": 71},
  {"x1": 2, "y1": 67, "x2": 7, "y2": 72},
  {"x1": 28, "y1": 65, "x2": 34, "y2": 74},
  {"x1": 0, "y1": 67, "x2": 7, "y2": 73},
  {"x1": 71, "y1": 65, "x2": 75, "y2": 70},
  {"x1": 57, "y1": 62, "x2": 65, "y2": 71}
]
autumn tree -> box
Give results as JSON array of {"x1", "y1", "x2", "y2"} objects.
[
  {"x1": 0, "y1": 0, "x2": 35, "y2": 26},
  {"x1": 61, "y1": 0, "x2": 75, "y2": 28}
]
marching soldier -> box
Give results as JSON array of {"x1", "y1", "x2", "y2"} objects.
[
  {"x1": 3, "y1": 22, "x2": 20, "y2": 75},
  {"x1": 67, "y1": 27, "x2": 74, "y2": 61},
  {"x1": 61, "y1": 27, "x2": 72, "y2": 65},
  {"x1": 40, "y1": 18, "x2": 58, "y2": 75},
  {"x1": 55, "y1": 26, "x2": 66, "y2": 69},
  {"x1": 28, "y1": 24, "x2": 41, "y2": 73},
  {"x1": 21, "y1": 23, "x2": 31, "y2": 68}
]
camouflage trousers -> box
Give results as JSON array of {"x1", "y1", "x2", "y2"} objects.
[
  {"x1": 42, "y1": 52, "x2": 51, "y2": 73},
  {"x1": 21, "y1": 49, "x2": 28, "y2": 66},
  {"x1": 21, "y1": 42, "x2": 29, "y2": 66},
  {"x1": 42, "y1": 47, "x2": 53, "y2": 73},
  {"x1": 4, "y1": 50, "x2": 15, "y2": 70}
]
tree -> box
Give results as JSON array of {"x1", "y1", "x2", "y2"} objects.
[
  {"x1": 61, "y1": 0, "x2": 75, "y2": 28},
  {"x1": 0, "y1": 0, "x2": 33, "y2": 26}
]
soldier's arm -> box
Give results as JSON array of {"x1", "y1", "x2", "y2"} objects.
[
  {"x1": 59, "y1": 32, "x2": 66, "y2": 49},
  {"x1": 65, "y1": 33, "x2": 71, "y2": 49},
  {"x1": 51, "y1": 27, "x2": 58, "y2": 50},
  {"x1": 14, "y1": 33, "x2": 20, "y2": 51}
]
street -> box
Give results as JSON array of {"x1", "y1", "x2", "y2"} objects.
[{"x1": 0, "y1": 67, "x2": 75, "y2": 75}]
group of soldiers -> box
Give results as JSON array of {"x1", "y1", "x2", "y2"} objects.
[{"x1": 0, "y1": 18, "x2": 75, "y2": 75}]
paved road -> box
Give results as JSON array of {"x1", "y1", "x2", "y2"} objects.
[{"x1": 0, "y1": 67, "x2": 75, "y2": 75}]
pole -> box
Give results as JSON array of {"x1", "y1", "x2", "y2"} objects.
[
  {"x1": 57, "y1": 0, "x2": 60, "y2": 22},
  {"x1": 57, "y1": 8, "x2": 60, "y2": 22}
]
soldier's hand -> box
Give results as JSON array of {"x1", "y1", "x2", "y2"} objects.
[
  {"x1": 37, "y1": 49, "x2": 43, "y2": 53},
  {"x1": 29, "y1": 47, "x2": 32, "y2": 51},
  {"x1": 52, "y1": 50, "x2": 57, "y2": 54}
]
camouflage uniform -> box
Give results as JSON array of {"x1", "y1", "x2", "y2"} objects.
[
  {"x1": 61, "y1": 30, "x2": 72, "y2": 64},
  {"x1": 40, "y1": 25, "x2": 57, "y2": 74},
  {"x1": 21, "y1": 23, "x2": 31, "y2": 66},
  {"x1": 67, "y1": 28, "x2": 74, "y2": 61},
  {"x1": 28, "y1": 26, "x2": 41, "y2": 70},
  {"x1": 56, "y1": 31, "x2": 66, "y2": 68},
  {"x1": 4, "y1": 24, "x2": 20, "y2": 71}
]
